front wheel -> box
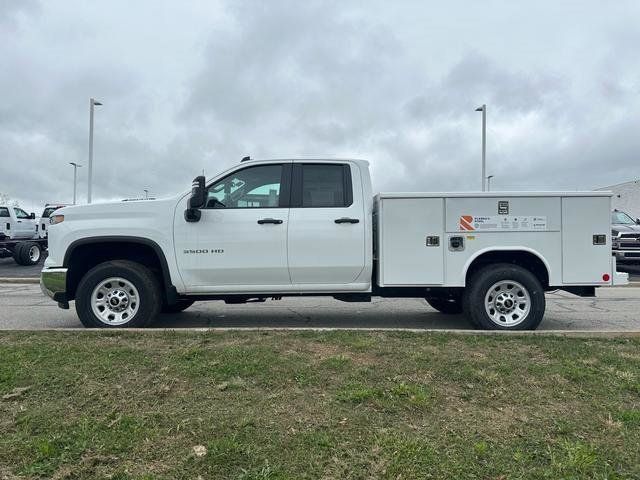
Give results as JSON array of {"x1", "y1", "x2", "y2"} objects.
[
  {"x1": 75, "y1": 260, "x2": 161, "y2": 328},
  {"x1": 463, "y1": 264, "x2": 545, "y2": 330}
]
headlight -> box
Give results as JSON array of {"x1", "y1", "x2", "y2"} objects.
[
  {"x1": 611, "y1": 230, "x2": 620, "y2": 238},
  {"x1": 50, "y1": 215, "x2": 64, "y2": 225}
]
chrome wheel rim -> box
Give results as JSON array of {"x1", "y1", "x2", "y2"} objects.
[
  {"x1": 90, "y1": 277, "x2": 139, "y2": 325},
  {"x1": 484, "y1": 280, "x2": 531, "y2": 327},
  {"x1": 28, "y1": 245, "x2": 40, "y2": 262}
]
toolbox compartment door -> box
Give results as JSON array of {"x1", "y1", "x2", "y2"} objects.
[
  {"x1": 562, "y1": 196, "x2": 611, "y2": 284},
  {"x1": 379, "y1": 197, "x2": 444, "y2": 285}
]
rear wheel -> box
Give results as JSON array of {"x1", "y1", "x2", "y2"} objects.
[
  {"x1": 20, "y1": 242, "x2": 42, "y2": 265},
  {"x1": 463, "y1": 263, "x2": 545, "y2": 330},
  {"x1": 12, "y1": 243, "x2": 26, "y2": 265},
  {"x1": 161, "y1": 299, "x2": 195, "y2": 313},
  {"x1": 13, "y1": 242, "x2": 41, "y2": 266},
  {"x1": 425, "y1": 297, "x2": 463, "y2": 314},
  {"x1": 75, "y1": 260, "x2": 161, "y2": 328}
]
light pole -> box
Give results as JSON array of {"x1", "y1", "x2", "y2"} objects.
[
  {"x1": 144, "y1": 189, "x2": 149, "y2": 200},
  {"x1": 87, "y1": 98, "x2": 103, "y2": 203},
  {"x1": 475, "y1": 104, "x2": 487, "y2": 191},
  {"x1": 69, "y1": 162, "x2": 82, "y2": 204},
  {"x1": 487, "y1": 175, "x2": 494, "y2": 192}
]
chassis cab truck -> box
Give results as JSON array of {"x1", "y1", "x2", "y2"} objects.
[{"x1": 41, "y1": 158, "x2": 627, "y2": 329}]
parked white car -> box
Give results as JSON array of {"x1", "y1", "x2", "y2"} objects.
[{"x1": 41, "y1": 158, "x2": 627, "y2": 329}]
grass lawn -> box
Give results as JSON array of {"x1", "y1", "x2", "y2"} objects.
[{"x1": 1, "y1": 331, "x2": 639, "y2": 479}]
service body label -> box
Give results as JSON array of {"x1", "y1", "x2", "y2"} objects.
[{"x1": 459, "y1": 215, "x2": 547, "y2": 232}]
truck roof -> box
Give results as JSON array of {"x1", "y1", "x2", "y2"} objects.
[{"x1": 240, "y1": 157, "x2": 370, "y2": 166}]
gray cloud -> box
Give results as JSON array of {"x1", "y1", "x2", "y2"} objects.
[{"x1": 1, "y1": 0, "x2": 640, "y2": 213}]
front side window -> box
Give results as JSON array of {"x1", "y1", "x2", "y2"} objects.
[
  {"x1": 14, "y1": 208, "x2": 29, "y2": 219},
  {"x1": 205, "y1": 164, "x2": 283, "y2": 209},
  {"x1": 611, "y1": 211, "x2": 636, "y2": 225},
  {"x1": 0, "y1": 207, "x2": 9, "y2": 218},
  {"x1": 300, "y1": 164, "x2": 351, "y2": 208}
]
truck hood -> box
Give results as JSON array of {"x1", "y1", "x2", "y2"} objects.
[
  {"x1": 612, "y1": 224, "x2": 640, "y2": 234},
  {"x1": 56, "y1": 197, "x2": 178, "y2": 220}
]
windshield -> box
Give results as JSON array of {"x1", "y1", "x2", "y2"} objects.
[
  {"x1": 611, "y1": 211, "x2": 636, "y2": 225},
  {"x1": 41, "y1": 206, "x2": 61, "y2": 218}
]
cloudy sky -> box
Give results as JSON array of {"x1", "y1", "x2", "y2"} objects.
[{"x1": 1, "y1": 1, "x2": 639, "y2": 211}]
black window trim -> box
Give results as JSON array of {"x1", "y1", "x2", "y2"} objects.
[
  {"x1": 202, "y1": 163, "x2": 292, "y2": 210},
  {"x1": 291, "y1": 162, "x2": 353, "y2": 208}
]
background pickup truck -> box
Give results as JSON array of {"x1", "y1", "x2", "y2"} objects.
[
  {"x1": 0, "y1": 205, "x2": 47, "y2": 266},
  {"x1": 611, "y1": 209, "x2": 640, "y2": 264},
  {"x1": 41, "y1": 158, "x2": 627, "y2": 330}
]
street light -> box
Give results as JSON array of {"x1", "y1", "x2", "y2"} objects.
[
  {"x1": 475, "y1": 104, "x2": 487, "y2": 191},
  {"x1": 487, "y1": 175, "x2": 494, "y2": 192},
  {"x1": 143, "y1": 189, "x2": 149, "y2": 200},
  {"x1": 69, "y1": 162, "x2": 82, "y2": 204},
  {"x1": 87, "y1": 98, "x2": 103, "y2": 204}
]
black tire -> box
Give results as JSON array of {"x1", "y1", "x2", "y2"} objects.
[
  {"x1": 161, "y1": 299, "x2": 195, "y2": 314},
  {"x1": 12, "y1": 243, "x2": 26, "y2": 265},
  {"x1": 18, "y1": 242, "x2": 42, "y2": 266},
  {"x1": 75, "y1": 260, "x2": 162, "y2": 328},
  {"x1": 425, "y1": 297, "x2": 463, "y2": 314},
  {"x1": 463, "y1": 263, "x2": 545, "y2": 330}
]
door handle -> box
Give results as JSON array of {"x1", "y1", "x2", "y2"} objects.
[
  {"x1": 334, "y1": 218, "x2": 359, "y2": 224},
  {"x1": 257, "y1": 218, "x2": 283, "y2": 224}
]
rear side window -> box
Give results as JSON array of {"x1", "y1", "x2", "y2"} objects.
[
  {"x1": 295, "y1": 164, "x2": 353, "y2": 208},
  {"x1": 0, "y1": 207, "x2": 9, "y2": 218}
]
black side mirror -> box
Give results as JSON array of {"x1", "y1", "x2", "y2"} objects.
[
  {"x1": 185, "y1": 175, "x2": 206, "y2": 223},
  {"x1": 29, "y1": 213, "x2": 36, "y2": 219},
  {"x1": 636, "y1": 219, "x2": 640, "y2": 225},
  {"x1": 189, "y1": 176, "x2": 206, "y2": 208}
]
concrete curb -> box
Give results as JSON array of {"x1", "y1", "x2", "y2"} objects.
[
  {"x1": 0, "y1": 277, "x2": 39, "y2": 284},
  {"x1": 0, "y1": 327, "x2": 639, "y2": 337}
]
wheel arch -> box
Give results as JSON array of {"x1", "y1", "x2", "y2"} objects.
[
  {"x1": 463, "y1": 247, "x2": 551, "y2": 288},
  {"x1": 63, "y1": 236, "x2": 177, "y2": 302}
]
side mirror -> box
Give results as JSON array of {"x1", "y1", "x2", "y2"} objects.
[
  {"x1": 185, "y1": 175, "x2": 206, "y2": 223},
  {"x1": 636, "y1": 219, "x2": 640, "y2": 225},
  {"x1": 29, "y1": 213, "x2": 36, "y2": 219},
  {"x1": 189, "y1": 176, "x2": 206, "y2": 209}
]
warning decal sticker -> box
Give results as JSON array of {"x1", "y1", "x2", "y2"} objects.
[{"x1": 459, "y1": 215, "x2": 547, "y2": 232}]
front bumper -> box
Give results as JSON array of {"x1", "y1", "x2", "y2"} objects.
[
  {"x1": 613, "y1": 249, "x2": 640, "y2": 263},
  {"x1": 40, "y1": 267, "x2": 68, "y2": 303}
]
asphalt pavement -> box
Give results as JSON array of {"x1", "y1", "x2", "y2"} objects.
[
  {"x1": 1, "y1": 283, "x2": 639, "y2": 331},
  {"x1": 0, "y1": 256, "x2": 46, "y2": 278}
]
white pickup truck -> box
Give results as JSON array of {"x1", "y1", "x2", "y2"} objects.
[
  {"x1": 41, "y1": 158, "x2": 627, "y2": 329},
  {"x1": 0, "y1": 205, "x2": 38, "y2": 240},
  {"x1": 0, "y1": 205, "x2": 48, "y2": 265}
]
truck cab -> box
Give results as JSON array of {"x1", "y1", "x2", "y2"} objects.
[
  {"x1": 0, "y1": 205, "x2": 37, "y2": 241},
  {"x1": 175, "y1": 159, "x2": 372, "y2": 293},
  {"x1": 37, "y1": 204, "x2": 68, "y2": 239},
  {"x1": 40, "y1": 157, "x2": 627, "y2": 330}
]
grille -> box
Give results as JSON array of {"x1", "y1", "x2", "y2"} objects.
[{"x1": 620, "y1": 233, "x2": 640, "y2": 239}]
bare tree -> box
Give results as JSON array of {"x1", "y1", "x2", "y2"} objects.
[{"x1": 0, "y1": 193, "x2": 19, "y2": 207}]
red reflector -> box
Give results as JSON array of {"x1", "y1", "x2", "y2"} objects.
[{"x1": 602, "y1": 273, "x2": 610, "y2": 282}]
